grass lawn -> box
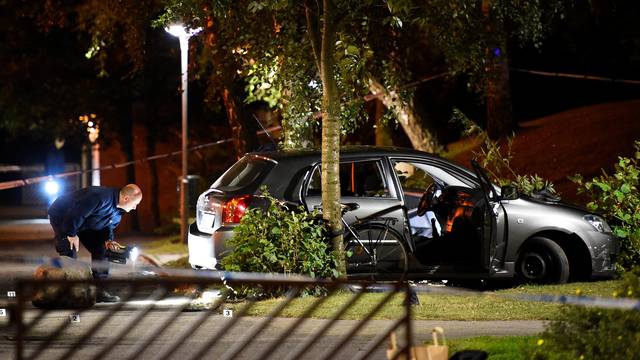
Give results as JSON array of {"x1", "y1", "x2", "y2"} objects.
[
  {"x1": 222, "y1": 280, "x2": 622, "y2": 320},
  {"x1": 147, "y1": 238, "x2": 623, "y2": 321},
  {"x1": 139, "y1": 235, "x2": 187, "y2": 256},
  {"x1": 446, "y1": 335, "x2": 578, "y2": 359},
  {"x1": 447, "y1": 335, "x2": 538, "y2": 360}
]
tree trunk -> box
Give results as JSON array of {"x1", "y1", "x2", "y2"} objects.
[
  {"x1": 368, "y1": 78, "x2": 438, "y2": 152},
  {"x1": 373, "y1": 100, "x2": 393, "y2": 147},
  {"x1": 314, "y1": 0, "x2": 346, "y2": 277},
  {"x1": 146, "y1": 134, "x2": 160, "y2": 228},
  {"x1": 145, "y1": 31, "x2": 161, "y2": 230},
  {"x1": 485, "y1": 42, "x2": 513, "y2": 139},
  {"x1": 206, "y1": 25, "x2": 259, "y2": 158},
  {"x1": 222, "y1": 87, "x2": 259, "y2": 158},
  {"x1": 482, "y1": 0, "x2": 513, "y2": 139},
  {"x1": 121, "y1": 100, "x2": 140, "y2": 231}
]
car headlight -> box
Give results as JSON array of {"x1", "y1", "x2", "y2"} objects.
[{"x1": 584, "y1": 214, "x2": 612, "y2": 233}]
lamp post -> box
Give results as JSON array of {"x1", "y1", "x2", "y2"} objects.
[
  {"x1": 79, "y1": 114, "x2": 100, "y2": 186},
  {"x1": 166, "y1": 24, "x2": 201, "y2": 243}
]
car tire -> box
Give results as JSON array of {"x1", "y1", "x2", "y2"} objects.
[{"x1": 517, "y1": 237, "x2": 569, "y2": 284}]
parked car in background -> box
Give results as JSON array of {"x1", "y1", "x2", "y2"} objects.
[{"x1": 188, "y1": 146, "x2": 618, "y2": 284}]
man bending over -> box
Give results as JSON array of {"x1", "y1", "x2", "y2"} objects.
[{"x1": 48, "y1": 184, "x2": 142, "y2": 303}]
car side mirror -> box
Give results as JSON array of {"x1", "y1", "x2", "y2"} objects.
[{"x1": 500, "y1": 185, "x2": 518, "y2": 200}]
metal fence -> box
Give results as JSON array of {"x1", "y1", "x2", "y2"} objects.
[
  {"x1": 3, "y1": 259, "x2": 639, "y2": 360},
  {"x1": 1, "y1": 269, "x2": 414, "y2": 360}
]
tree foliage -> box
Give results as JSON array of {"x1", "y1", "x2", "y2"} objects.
[
  {"x1": 388, "y1": 0, "x2": 564, "y2": 138},
  {"x1": 0, "y1": 0, "x2": 182, "y2": 147},
  {"x1": 0, "y1": 1, "x2": 111, "y2": 143},
  {"x1": 390, "y1": 0, "x2": 564, "y2": 90},
  {"x1": 157, "y1": 0, "x2": 447, "y2": 149}
]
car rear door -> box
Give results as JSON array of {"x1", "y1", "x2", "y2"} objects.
[{"x1": 302, "y1": 157, "x2": 405, "y2": 238}]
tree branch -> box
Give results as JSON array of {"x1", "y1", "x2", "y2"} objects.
[{"x1": 304, "y1": 1, "x2": 321, "y2": 71}]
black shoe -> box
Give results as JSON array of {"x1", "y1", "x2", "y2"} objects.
[{"x1": 96, "y1": 290, "x2": 120, "y2": 303}]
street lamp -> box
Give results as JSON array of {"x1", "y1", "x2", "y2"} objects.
[{"x1": 165, "y1": 23, "x2": 201, "y2": 243}]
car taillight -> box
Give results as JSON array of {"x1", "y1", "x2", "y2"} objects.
[{"x1": 222, "y1": 195, "x2": 252, "y2": 224}]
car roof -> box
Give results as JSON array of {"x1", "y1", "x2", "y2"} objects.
[
  {"x1": 249, "y1": 145, "x2": 442, "y2": 161},
  {"x1": 245, "y1": 145, "x2": 479, "y2": 200}
]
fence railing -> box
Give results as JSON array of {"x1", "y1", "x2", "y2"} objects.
[
  {"x1": 2, "y1": 258, "x2": 639, "y2": 360},
  {"x1": 1, "y1": 269, "x2": 414, "y2": 360}
]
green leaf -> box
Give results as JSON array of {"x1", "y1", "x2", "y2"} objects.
[
  {"x1": 345, "y1": 45, "x2": 359, "y2": 56},
  {"x1": 615, "y1": 228, "x2": 629, "y2": 238},
  {"x1": 621, "y1": 183, "x2": 631, "y2": 194},
  {"x1": 595, "y1": 182, "x2": 611, "y2": 192}
]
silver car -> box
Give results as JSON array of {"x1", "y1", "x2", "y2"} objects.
[{"x1": 188, "y1": 146, "x2": 618, "y2": 283}]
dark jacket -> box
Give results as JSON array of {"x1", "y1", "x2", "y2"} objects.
[{"x1": 48, "y1": 186, "x2": 123, "y2": 240}]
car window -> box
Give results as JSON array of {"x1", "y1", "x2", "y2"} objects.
[
  {"x1": 393, "y1": 160, "x2": 475, "y2": 189},
  {"x1": 212, "y1": 155, "x2": 275, "y2": 192},
  {"x1": 393, "y1": 162, "x2": 436, "y2": 194},
  {"x1": 306, "y1": 159, "x2": 391, "y2": 198}
]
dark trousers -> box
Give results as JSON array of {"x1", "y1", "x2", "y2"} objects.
[{"x1": 50, "y1": 219, "x2": 110, "y2": 280}]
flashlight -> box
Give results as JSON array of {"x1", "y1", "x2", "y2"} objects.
[
  {"x1": 44, "y1": 178, "x2": 61, "y2": 196},
  {"x1": 43, "y1": 179, "x2": 63, "y2": 205},
  {"x1": 105, "y1": 246, "x2": 139, "y2": 264}
]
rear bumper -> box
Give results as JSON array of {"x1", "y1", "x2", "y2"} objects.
[
  {"x1": 188, "y1": 222, "x2": 237, "y2": 270},
  {"x1": 187, "y1": 222, "x2": 217, "y2": 270}
]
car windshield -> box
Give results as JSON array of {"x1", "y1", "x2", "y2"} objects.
[
  {"x1": 212, "y1": 155, "x2": 275, "y2": 192},
  {"x1": 414, "y1": 163, "x2": 477, "y2": 188}
]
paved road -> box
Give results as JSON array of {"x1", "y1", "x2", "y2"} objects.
[{"x1": 0, "y1": 308, "x2": 544, "y2": 360}]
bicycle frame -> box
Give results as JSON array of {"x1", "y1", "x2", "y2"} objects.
[{"x1": 341, "y1": 203, "x2": 410, "y2": 259}]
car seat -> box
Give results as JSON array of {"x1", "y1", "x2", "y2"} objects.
[{"x1": 363, "y1": 174, "x2": 383, "y2": 197}]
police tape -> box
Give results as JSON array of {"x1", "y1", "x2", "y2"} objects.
[
  {"x1": 0, "y1": 126, "x2": 281, "y2": 191},
  {"x1": 511, "y1": 68, "x2": 640, "y2": 85},
  {"x1": 508, "y1": 293, "x2": 640, "y2": 311},
  {"x1": 0, "y1": 138, "x2": 232, "y2": 191}
]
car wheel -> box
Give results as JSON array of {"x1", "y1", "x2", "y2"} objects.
[{"x1": 517, "y1": 237, "x2": 569, "y2": 284}]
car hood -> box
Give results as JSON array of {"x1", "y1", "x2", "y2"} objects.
[{"x1": 520, "y1": 194, "x2": 589, "y2": 214}]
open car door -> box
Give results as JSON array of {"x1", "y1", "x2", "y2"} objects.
[{"x1": 471, "y1": 160, "x2": 507, "y2": 273}]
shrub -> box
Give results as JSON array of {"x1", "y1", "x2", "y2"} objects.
[
  {"x1": 221, "y1": 191, "x2": 340, "y2": 297},
  {"x1": 571, "y1": 140, "x2": 640, "y2": 269},
  {"x1": 530, "y1": 268, "x2": 640, "y2": 359}
]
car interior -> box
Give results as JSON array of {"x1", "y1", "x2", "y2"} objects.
[
  {"x1": 394, "y1": 161, "x2": 484, "y2": 267},
  {"x1": 306, "y1": 160, "x2": 390, "y2": 198}
]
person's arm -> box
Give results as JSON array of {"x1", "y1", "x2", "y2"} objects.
[
  {"x1": 105, "y1": 212, "x2": 124, "y2": 251},
  {"x1": 107, "y1": 215, "x2": 122, "y2": 242},
  {"x1": 60, "y1": 194, "x2": 100, "y2": 238}
]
